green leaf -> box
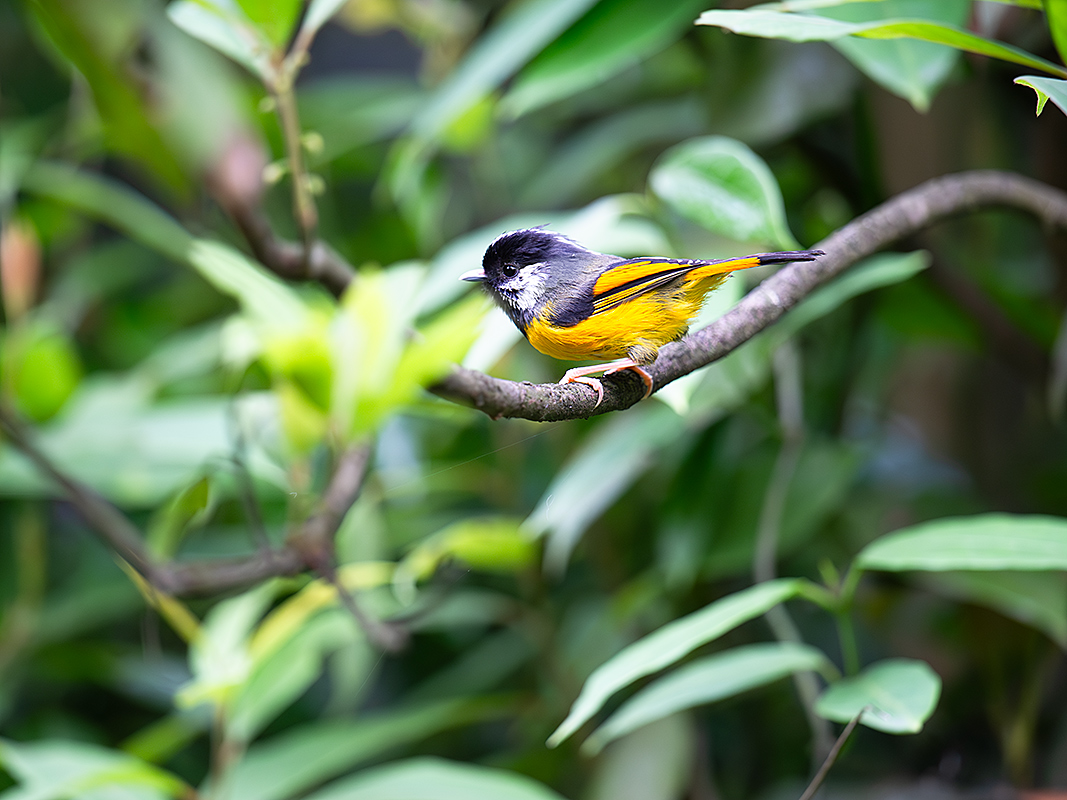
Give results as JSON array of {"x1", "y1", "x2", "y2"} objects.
[
  {"x1": 228, "y1": 612, "x2": 363, "y2": 741},
  {"x1": 856, "y1": 513, "x2": 1067, "y2": 571},
  {"x1": 261, "y1": 310, "x2": 334, "y2": 415},
  {"x1": 1014, "y1": 75, "x2": 1067, "y2": 117},
  {"x1": 187, "y1": 240, "x2": 310, "y2": 330},
  {"x1": 167, "y1": 0, "x2": 272, "y2": 78},
  {"x1": 398, "y1": 518, "x2": 535, "y2": 586},
  {"x1": 235, "y1": 0, "x2": 302, "y2": 47},
  {"x1": 696, "y1": 10, "x2": 1067, "y2": 77},
  {"x1": 526, "y1": 403, "x2": 685, "y2": 576},
  {"x1": 146, "y1": 476, "x2": 211, "y2": 559},
  {"x1": 4, "y1": 323, "x2": 82, "y2": 422},
  {"x1": 501, "y1": 0, "x2": 709, "y2": 118},
  {"x1": 917, "y1": 571, "x2": 1067, "y2": 646},
  {"x1": 302, "y1": 0, "x2": 350, "y2": 38},
  {"x1": 1047, "y1": 0, "x2": 1067, "y2": 66},
  {"x1": 22, "y1": 162, "x2": 191, "y2": 260},
  {"x1": 585, "y1": 643, "x2": 836, "y2": 753},
  {"x1": 22, "y1": 162, "x2": 308, "y2": 330},
  {"x1": 227, "y1": 699, "x2": 511, "y2": 800},
  {"x1": 386, "y1": 294, "x2": 484, "y2": 406},
  {"x1": 820, "y1": 0, "x2": 969, "y2": 112},
  {"x1": 248, "y1": 562, "x2": 393, "y2": 665},
  {"x1": 649, "y1": 136, "x2": 800, "y2": 249},
  {"x1": 334, "y1": 268, "x2": 483, "y2": 440},
  {"x1": 302, "y1": 757, "x2": 568, "y2": 800},
  {"x1": 408, "y1": 0, "x2": 599, "y2": 144},
  {"x1": 0, "y1": 738, "x2": 189, "y2": 799},
  {"x1": 390, "y1": 0, "x2": 599, "y2": 204},
  {"x1": 26, "y1": 0, "x2": 187, "y2": 188},
  {"x1": 178, "y1": 581, "x2": 279, "y2": 712},
  {"x1": 0, "y1": 381, "x2": 283, "y2": 507},
  {"x1": 547, "y1": 578, "x2": 812, "y2": 747},
  {"x1": 815, "y1": 658, "x2": 941, "y2": 733}
]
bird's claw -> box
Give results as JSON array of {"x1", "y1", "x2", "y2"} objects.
[
  {"x1": 560, "y1": 363, "x2": 654, "y2": 407},
  {"x1": 561, "y1": 375, "x2": 605, "y2": 407}
]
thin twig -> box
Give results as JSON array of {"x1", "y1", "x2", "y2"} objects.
[
  {"x1": 230, "y1": 201, "x2": 354, "y2": 296},
  {"x1": 797, "y1": 709, "x2": 866, "y2": 800},
  {"x1": 754, "y1": 342, "x2": 804, "y2": 586},
  {"x1": 1, "y1": 403, "x2": 382, "y2": 599},
  {"x1": 0, "y1": 405, "x2": 155, "y2": 578},
  {"x1": 319, "y1": 565, "x2": 409, "y2": 653},
  {"x1": 291, "y1": 442, "x2": 374, "y2": 558},
  {"x1": 227, "y1": 404, "x2": 271, "y2": 553},
  {"x1": 206, "y1": 13, "x2": 353, "y2": 297},
  {"x1": 270, "y1": 77, "x2": 318, "y2": 260},
  {"x1": 290, "y1": 442, "x2": 410, "y2": 651},
  {"x1": 164, "y1": 549, "x2": 306, "y2": 596},
  {"x1": 754, "y1": 342, "x2": 835, "y2": 764},
  {"x1": 431, "y1": 170, "x2": 1067, "y2": 421}
]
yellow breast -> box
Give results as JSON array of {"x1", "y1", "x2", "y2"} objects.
[{"x1": 526, "y1": 280, "x2": 716, "y2": 362}]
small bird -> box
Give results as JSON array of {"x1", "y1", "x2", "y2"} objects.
[{"x1": 461, "y1": 228, "x2": 822, "y2": 406}]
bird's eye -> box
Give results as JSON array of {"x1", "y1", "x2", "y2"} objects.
[{"x1": 502, "y1": 264, "x2": 519, "y2": 278}]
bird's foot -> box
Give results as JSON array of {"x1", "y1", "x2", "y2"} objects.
[
  {"x1": 559, "y1": 360, "x2": 654, "y2": 408},
  {"x1": 562, "y1": 374, "x2": 605, "y2": 407},
  {"x1": 604, "y1": 364, "x2": 653, "y2": 400}
]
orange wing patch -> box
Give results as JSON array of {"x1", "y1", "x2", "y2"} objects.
[
  {"x1": 590, "y1": 256, "x2": 764, "y2": 317},
  {"x1": 592, "y1": 259, "x2": 689, "y2": 296}
]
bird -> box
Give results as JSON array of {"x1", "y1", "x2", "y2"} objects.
[{"x1": 460, "y1": 228, "x2": 823, "y2": 406}]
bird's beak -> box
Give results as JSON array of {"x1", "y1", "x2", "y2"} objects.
[{"x1": 460, "y1": 268, "x2": 485, "y2": 282}]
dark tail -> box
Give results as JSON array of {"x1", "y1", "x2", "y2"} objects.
[{"x1": 755, "y1": 249, "x2": 824, "y2": 265}]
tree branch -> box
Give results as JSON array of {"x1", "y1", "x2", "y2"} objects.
[
  {"x1": 1, "y1": 404, "x2": 376, "y2": 603},
  {"x1": 432, "y1": 170, "x2": 1067, "y2": 421},
  {"x1": 207, "y1": 135, "x2": 355, "y2": 298},
  {"x1": 147, "y1": 443, "x2": 377, "y2": 599},
  {"x1": 3, "y1": 412, "x2": 403, "y2": 645},
  {"x1": 0, "y1": 406, "x2": 156, "y2": 579},
  {"x1": 289, "y1": 442, "x2": 373, "y2": 567},
  {"x1": 163, "y1": 548, "x2": 307, "y2": 596},
  {"x1": 222, "y1": 194, "x2": 355, "y2": 298}
]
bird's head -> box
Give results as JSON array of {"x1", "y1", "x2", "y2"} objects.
[{"x1": 461, "y1": 227, "x2": 596, "y2": 331}]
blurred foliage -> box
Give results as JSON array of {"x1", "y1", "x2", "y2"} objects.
[{"x1": 2, "y1": 0, "x2": 1067, "y2": 797}]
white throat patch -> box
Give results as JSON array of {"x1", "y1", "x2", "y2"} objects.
[{"x1": 503, "y1": 262, "x2": 547, "y2": 312}]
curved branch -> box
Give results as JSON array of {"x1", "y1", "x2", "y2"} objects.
[
  {"x1": 207, "y1": 136, "x2": 355, "y2": 298},
  {"x1": 432, "y1": 170, "x2": 1067, "y2": 421},
  {"x1": 0, "y1": 403, "x2": 372, "y2": 597},
  {"x1": 220, "y1": 192, "x2": 355, "y2": 298},
  {"x1": 0, "y1": 406, "x2": 155, "y2": 579}
]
